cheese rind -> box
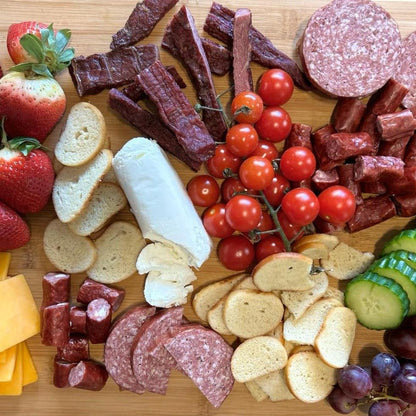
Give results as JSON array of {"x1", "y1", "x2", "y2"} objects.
[{"x1": 0, "y1": 274, "x2": 40, "y2": 352}]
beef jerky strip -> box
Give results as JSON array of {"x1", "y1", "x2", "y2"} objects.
[
  {"x1": 284, "y1": 123, "x2": 312, "y2": 150},
  {"x1": 69, "y1": 44, "x2": 159, "y2": 96},
  {"x1": 136, "y1": 61, "x2": 216, "y2": 163},
  {"x1": 377, "y1": 136, "x2": 411, "y2": 159},
  {"x1": 164, "y1": 6, "x2": 228, "y2": 141},
  {"x1": 393, "y1": 194, "x2": 416, "y2": 217},
  {"x1": 204, "y1": 2, "x2": 310, "y2": 90},
  {"x1": 109, "y1": 88, "x2": 201, "y2": 171},
  {"x1": 162, "y1": 26, "x2": 232, "y2": 77},
  {"x1": 201, "y1": 38, "x2": 232, "y2": 76},
  {"x1": 232, "y1": 8, "x2": 253, "y2": 95},
  {"x1": 331, "y1": 97, "x2": 366, "y2": 133},
  {"x1": 110, "y1": 0, "x2": 178, "y2": 49},
  {"x1": 405, "y1": 135, "x2": 416, "y2": 167},
  {"x1": 122, "y1": 65, "x2": 186, "y2": 102}
]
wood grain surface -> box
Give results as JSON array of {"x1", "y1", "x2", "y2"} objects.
[{"x1": 1, "y1": 0, "x2": 416, "y2": 414}]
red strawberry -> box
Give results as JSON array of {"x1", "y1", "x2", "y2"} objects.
[
  {"x1": 0, "y1": 24, "x2": 74, "y2": 143},
  {"x1": 7, "y1": 21, "x2": 48, "y2": 64},
  {"x1": 0, "y1": 126, "x2": 55, "y2": 214},
  {"x1": 0, "y1": 201, "x2": 30, "y2": 251}
]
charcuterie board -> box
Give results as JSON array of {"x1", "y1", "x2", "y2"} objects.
[{"x1": 1, "y1": 0, "x2": 416, "y2": 414}]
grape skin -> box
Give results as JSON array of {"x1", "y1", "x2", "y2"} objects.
[
  {"x1": 371, "y1": 353, "x2": 401, "y2": 387},
  {"x1": 328, "y1": 385, "x2": 358, "y2": 414},
  {"x1": 337, "y1": 365, "x2": 373, "y2": 399},
  {"x1": 368, "y1": 400, "x2": 401, "y2": 416}
]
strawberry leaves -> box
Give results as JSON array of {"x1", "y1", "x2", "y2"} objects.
[{"x1": 10, "y1": 24, "x2": 74, "y2": 78}]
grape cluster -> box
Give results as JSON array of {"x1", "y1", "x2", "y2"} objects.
[{"x1": 328, "y1": 352, "x2": 416, "y2": 415}]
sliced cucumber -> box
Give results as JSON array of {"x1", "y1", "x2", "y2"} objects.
[
  {"x1": 369, "y1": 257, "x2": 416, "y2": 315},
  {"x1": 382, "y1": 230, "x2": 416, "y2": 255},
  {"x1": 384, "y1": 250, "x2": 416, "y2": 271},
  {"x1": 345, "y1": 272, "x2": 409, "y2": 330}
]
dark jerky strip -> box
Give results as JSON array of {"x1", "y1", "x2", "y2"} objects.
[
  {"x1": 377, "y1": 135, "x2": 411, "y2": 159},
  {"x1": 405, "y1": 135, "x2": 416, "y2": 167},
  {"x1": 203, "y1": 2, "x2": 310, "y2": 90},
  {"x1": 347, "y1": 195, "x2": 396, "y2": 233},
  {"x1": 386, "y1": 166, "x2": 416, "y2": 196},
  {"x1": 393, "y1": 194, "x2": 416, "y2": 217},
  {"x1": 311, "y1": 124, "x2": 339, "y2": 171},
  {"x1": 354, "y1": 155, "x2": 405, "y2": 182},
  {"x1": 232, "y1": 8, "x2": 253, "y2": 95},
  {"x1": 326, "y1": 132, "x2": 376, "y2": 161},
  {"x1": 366, "y1": 78, "x2": 409, "y2": 115},
  {"x1": 331, "y1": 97, "x2": 366, "y2": 133},
  {"x1": 284, "y1": 123, "x2": 312, "y2": 150},
  {"x1": 376, "y1": 109, "x2": 416, "y2": 141},
  {"x1": 110, "y1": 0, "x2": 178, "y2": 49},
  {"x1": 360, "y1": 181, "x2": 387, "y2": 195},
  {"x1": 122, "y1": 65, "x2": 186, "y2": 102},
  {"x1": 109, "y1": 88, "x2": 201, "y2": 170},
  {"x1": 201, "y1": 38, "x2": 232, "y2": 76},
  {"x1": 337, "y1": 164, "x2": 363, "y2": 205},
  {"x1": 137, "y1": 61, "x2": 216, "y2": 164},
  {"x1": 69, "y1": 44, "x2": 159, "y2": 96},
  {"x1": 165, "y1": 6, "x2": 227, "y2": 140},
  {"x1": 311, "y1": 169, "x2": 339, "y2": 192},
  {"x1": 314, "y1": 216, "x2": 345, "y2": 234}
]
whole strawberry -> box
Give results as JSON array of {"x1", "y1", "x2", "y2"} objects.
[
  {"x1": 7, "y1": 21, "x2": 48, "y2": 64},
  {"x1": 0, "y1": 122, "x2": 55, "y2": 214},
  {"x1": 0, "y1": 24, "x2": 74, "y2": 143},
  {"x1": 0, "y1": 201, "x2": 30, "y2": 251}
]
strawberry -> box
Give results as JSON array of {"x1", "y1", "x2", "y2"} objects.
[
  {"x1": 7, "y1": 21, "x2": 48, "y2": 64},
  {"x1": 0, "y1": 122, "x2": 55, "y2": 214},
  {"x1": 0, "y1": 24, "x2": 74, "y2": 143},
  {"x1": 0, "y1": 201, "x2": 30, "y2": 251}
]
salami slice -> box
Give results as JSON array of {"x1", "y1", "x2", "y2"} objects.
[
  {"x1": 104, "y1": 304, "x2": 156, "y2": 394},
  {"x1": 131, "y1": 306, "x2": 183, "y2": 395},
  {"x1": 395, "y1": 32, "x2": 416, "y2": 108},
  {"x1": 300, "y1": 0, "x2": 402, "y2": 97},
  {"x1": 164, "y1": 324, "x2": 234, "y2": 408}
]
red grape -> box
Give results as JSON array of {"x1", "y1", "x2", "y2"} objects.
[{"x1": 337, "y1": 365, "x2": 372, "y2": 399}]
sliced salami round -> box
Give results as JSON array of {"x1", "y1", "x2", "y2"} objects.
[
  {"x1": 395, "y1": 31, "x2": 416, "y2": 108},
  {"x1": 131, "y1": 306, "x2": 183, "y2": 395},
  {"x1": 300, "y1": 0, "x2": 402, "y2": 97},
  {"x1": 104, "y1": 304, "x2": 156, "y2": 393}
]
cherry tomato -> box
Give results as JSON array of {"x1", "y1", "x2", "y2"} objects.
[
  {"x1": 231, "y1": 91, "x2": 264, "y2": 124},
  {"x1": 318, "y1": 185, "x2": 356, "y2": 224},
  {"x1": 225, "y1": 195, "x2": 262, "y2": 233},
  {"x1": 255, "y1": 106, "x2": 292, "y2": 143},
  {"x1": 249, "y1": 139, "x2": 279, "y2": 161},
  {"x1": 277, "y1": 210, "x2": 304, "y2": 242},
  {"x1": 221, "y1": 177, "x2": 248, "y2": 202},
  {"x1": 255, "y1": 235, "x2": 285, "y2": 262},
  {"x1": 279, "y1": 146, "x2": 316, "y2": 182},
  {"x1": 187, "y1": 175, "x2": 220, "y2": 207},
  {"x1": 253, "y1": 210, "x2": 275, "y2": 240},
  {"x1": 218, "y1": 235, "x2": 255, "y2": 271},
  {"x1": 202, "y1": 203, "x2": 234, "y2": 238},
  {"x1": 225, "y1": 123, "x2": 259, "y2": 157},
  {"x1": 239, "y1": 156, "x2": 275, "y2": 191},
  {"x1": 205, "y1": 144, "x2": 242, "y2": 178},
  {"x1": 281, "y1": 188, "x2": 320, "y2": 226},
  {"x1": 258, "y1": 69, "x2": 294, "y2": 106},
  {"x1": 262, "y1": 173, "x2": 290, "y2": 207}
]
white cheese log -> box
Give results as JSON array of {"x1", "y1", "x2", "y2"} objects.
[{"x1": 112, "y1": 137, "x2": 212, "y2": 268}]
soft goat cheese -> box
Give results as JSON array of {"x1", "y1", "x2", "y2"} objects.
[{"x1": 112, "y1": 137, "x2": 212, "y2": 268}]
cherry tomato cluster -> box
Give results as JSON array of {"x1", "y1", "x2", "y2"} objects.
[{"x1": 187, "y1": 69, "x2": 356, "y2": 272}]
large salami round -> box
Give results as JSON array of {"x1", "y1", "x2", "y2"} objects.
[
  {"x1": 104, "y1": 304, "x2": 156, "y2": 393},
  {"x1": 395, "y1": 31, "x2": 416, "y2": 108},
  {"x1": 299, "y1": 0, "x2": 402, "y2": 98}
]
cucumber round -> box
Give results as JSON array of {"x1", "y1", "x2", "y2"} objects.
[
  {"x1": 384, "y1": 250, "x2": 416, "y2": 271},
  {"x1": 382, "y1": 230, "x2": 416, "y2": 255},
  {"x1": 369, "y1": 257, "x2": 416, "y2": 316},
  {"x1": 345, "y1": 272, "x2": 409, "y2": 330}
]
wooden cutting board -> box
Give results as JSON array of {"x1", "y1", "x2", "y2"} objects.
[{"x1": 1, "y1": 0, "x2": 415, "y2": 414}]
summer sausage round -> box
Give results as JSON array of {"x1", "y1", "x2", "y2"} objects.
[{"x1": 300, "y1": 0, "x2": 402, "y2": 97}]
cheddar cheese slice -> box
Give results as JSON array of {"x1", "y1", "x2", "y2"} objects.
[
  {"x1": 0, "y1": 252, "x2": 11, "y2": 281},
  {"x1": 21, "y1": 342, "x2": 38, "y2": 386},
  {"x1": 0, "y1": 274, "x2": 40, "y2": 352},
  {"x1": 0, "y1": 345, "x2": 17, "y2": 382},
  {"x1": 0, "y1": 343, "x2": 23, "y2": 395}
]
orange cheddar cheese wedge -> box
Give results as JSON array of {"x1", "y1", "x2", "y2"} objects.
[
  {"x1": 0, "y1": 345, "x2": 17, "y2": 382},
  {"x1": 0, "y1": 274, "x2": 40, "y2": 352},
  {"x1": 21, "y1": 342, "x2": 38, "y2": 386},
  {"x1": 0, "y1": 343, "x2": 23, "y2": 395},
  {"x1": 0, "y1": 252, "x2": 11, "y2": 281}
]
